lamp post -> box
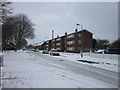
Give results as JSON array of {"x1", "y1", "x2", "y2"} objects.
[
  {"x1": 76, "y1": 24, "x2": 80, "y2": 30},
  {"x1": 81, "y1": 24, "x2": 83, "y2": 57},
  {"x1": 77, "y1": 24, "x2": 83, "y2": 58}
]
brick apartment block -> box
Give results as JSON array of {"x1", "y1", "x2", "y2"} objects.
[{"x1": 38, "y1": 29, "x2": 93, "y2": 53}]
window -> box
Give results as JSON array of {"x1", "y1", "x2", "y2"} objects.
[
  {"x1": 78, "y1": 47, "x2": 80, "y2": 50},
  {"x1": 67, "y1": 47, "x2": 74, "y2": 51},
  {"x1": 71, "y1": 47, "x2": 74, "y2": 51},
  {"x1": 67, "y1": 47, "x2": 69, "y2": 51},
  {"x1": 56, "y1": 43, "x2": 60, "y2": 46},
  {"x1": 78, "y1": 33, "x2": 81, "y2": 37},
  {"x1": 67, "y1": 34, "x2": 74, "y2": 39},
  {"x1": 52, "y1": 39, "x2": 55, "y2": 42},
  {"x1": 46, "y1": 44, "x2": 48, "y2": 47},
  {"x1": 78, "y1": 40, "x2": 81, "y2": 44},
  {"x1": 52, "y1": 44, "x2": 55, "y2": 47},
  {"x1": 67, "y1": 41, "x2": 74, "y2": 45},
  {"x1": 46, "y1": 41, "x2": 49, "y2": 43}
]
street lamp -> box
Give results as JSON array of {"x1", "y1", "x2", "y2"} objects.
[
  {"x1": 76, "y1": 24, "x2": 80, "y2": 30},
  {"x1": 77, "y1": 24, "x2": 83, "y2": 58},
  {"x1": 81, "y1": 24, "x2": 84, "y2": 57}
]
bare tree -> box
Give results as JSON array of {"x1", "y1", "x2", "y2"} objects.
[
  {"x1": 2, "y1": 14, "x2": 35, "y2": 50},
  {"x1": 95, "y1": 39, "x2": 109, "y2": 49},
  {"x1": 0, "y1": 0, "x2": 12, "y2": 51},
  {"x1": 2, "y1": 16, "x2": 15, "y2": 48},
  {"x1": 110, "y1": 38, "x2": 120, "y2": 48},
  {"x1": 92, "y1": 39, "x2": 97, "y2": 48}
]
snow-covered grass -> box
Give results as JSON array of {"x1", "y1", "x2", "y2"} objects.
[
  {"x1": 36, "y1": 50, "x2": 118, "y2": 72},
  {"x1": 2, "y1": 51, "x2": 116, "y2": 88},
  {"x1": 50, "y1": 52, "x2": 118, "y2": 72}
]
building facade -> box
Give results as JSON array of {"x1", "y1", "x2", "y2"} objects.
[{"x1": 39, "y1": 29, "x2": 93, "y2": 53}]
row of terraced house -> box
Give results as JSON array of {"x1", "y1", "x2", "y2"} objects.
[{"x1": 37, "y1": 29, "x2": 93, "y2": 53}]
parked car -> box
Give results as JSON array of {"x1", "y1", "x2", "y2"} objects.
[
  {"x1": 34, "y1": 49, "x2": 39, "y2": 52},
  {"x1": 50, "y1": 49, "x2": 60, "y2": 56},
  {"x1": 30, "y1": 49, "x2": 35, "y2": 51},
  {"x1": 22, "y1": 48, "x2": 26, "y2": 51},
  {"x1": 42, "y1": 50, "x2": 49, "y2": 54},
  {"x1": 94, "y1": 49, "x2": 107, "y2": 54}
]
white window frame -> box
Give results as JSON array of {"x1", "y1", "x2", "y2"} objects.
[
  {"x1": 78, "y1": 40, "x2": 81, "y2": 44},
  {"x1": 67, "y1": 47, "x2": 74, "y2": 51},
  {"x1": 67, "y1": 41, "x2": 74, "y2": 45},
  {"x1": 56, "y1": 43, "x2": 60, "y2": 46},
  {"x1": 78, "y1": 33, "x2": 81, "y2": 37},
  {"x1": 67, "y1": 34, "x2": 74, "y2": 39}
]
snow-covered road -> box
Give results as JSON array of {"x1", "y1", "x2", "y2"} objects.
[{"x1": 2, "y1": 51, "x2": 118, "y2": 88}]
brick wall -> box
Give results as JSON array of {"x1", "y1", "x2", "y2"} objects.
[{"x1": 83, "y1": 30, "x2": 93, "y2": 51}]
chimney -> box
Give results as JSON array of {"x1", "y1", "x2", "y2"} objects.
[
  {"x1": 75, "y1": 29, "x2": 78, "y2": 32},
  {"x1": 52, "y1": 30, "x2": 54, "y2": 39},
  {"x1": 65, "y1": 32, "x2": 67, "y2": 35}
]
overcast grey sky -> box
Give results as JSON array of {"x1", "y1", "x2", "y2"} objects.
[{"x1": 11, "y1": 2, "x2": 118, "y2": 44}]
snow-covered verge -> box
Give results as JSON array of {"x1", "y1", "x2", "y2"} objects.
[
  {"x1": 2, "y1": 51, "x2": 116, "y2": 88},
  {"x1": 51, "y1": 52, "x2": 118, "y2": 72},
  {"x1": 85, "y1": 53, "x2": 119, "y2": 60}
]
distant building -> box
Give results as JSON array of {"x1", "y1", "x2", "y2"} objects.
[{"x1": 38, "y1": 29, "x2": 93, "y2": 53}]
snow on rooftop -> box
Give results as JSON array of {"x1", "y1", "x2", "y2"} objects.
[{"x1": 35, "y1": 42, "x2": 44, "y2": 46}]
